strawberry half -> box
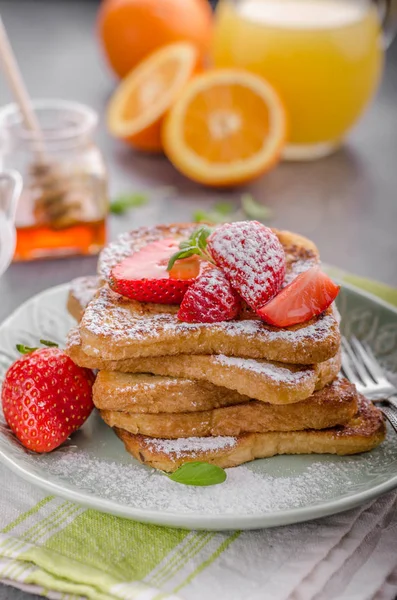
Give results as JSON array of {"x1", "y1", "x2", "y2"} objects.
[
  {"x1": 178, "y1": 267, "x2": 240, "y2": 323},
  {"x1": 2, "y1": 346, "x2": 94, "y2": 453},
  {"x1": 109, "y1": 239, "x2": 201, "y2": 304},
  {"x1": 207, "y1": 221, "x2": 286, "y2": 310},
  {"x1": 257, "y1": 266, "x2": 340, "y2": 327}
]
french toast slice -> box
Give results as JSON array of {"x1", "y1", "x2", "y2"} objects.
[
  {"x1": 114, "y1": 396, "x2": 386, "y2": 471},
  {"x1": 93, "y1": 372, "x2": 249, "y2": 413},
  {"x1": 67, "y1": 276, "x2": 100, "y2": 322},
  {"x1": 77, "y1": 224, "x2": 340, "y2": 364},
  {"x1": 100, "y1": 378, "x2": 358, "y2": 438},
  {"x1": 66, "y1": 328, "x2": 341, "y2": 404}
]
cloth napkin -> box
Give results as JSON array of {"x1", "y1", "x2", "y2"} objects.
[{"x1": 0, "y1": 273, "x2": 397, "y2": 600}]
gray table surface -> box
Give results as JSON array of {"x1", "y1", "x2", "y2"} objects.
[{"x1": 0, "y1": 1, "x2": 397, "y2": 598}]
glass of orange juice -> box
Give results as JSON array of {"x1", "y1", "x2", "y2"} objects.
[{"x1": 213, "y1": 0, "x2": 396, "y2": 160}]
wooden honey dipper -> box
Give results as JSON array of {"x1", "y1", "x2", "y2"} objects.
[{"x1": 0, "y1": 17, "x2": 85, "y2": 229}]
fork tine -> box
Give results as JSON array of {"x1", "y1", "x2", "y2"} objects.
[
  {"x1": 351, "y1": 337, "x2": 387, "y2": 380},
  {"x1": 341, "y1": 346, "x2": 362, "y2": 387},
  {"x1": 341, "y1": 337, "x2": 373, "y2": 386}
]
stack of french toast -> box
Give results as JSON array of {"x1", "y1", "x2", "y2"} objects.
[{"x1": 66, "y1": 222, "x2": 385, "y2": 472}]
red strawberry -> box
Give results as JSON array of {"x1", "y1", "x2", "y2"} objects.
[
  {"x1": 257, "y1": 266, "x2": 340, "y2": 327},
  {"x1": 178, "y1": 267, "x2": 240, "y2": 323},
  {"x1": 207, "y1": 221, "x2": 286, "y2": 310},
  {"x1": 109, "y1": 239, "x2": 201, "y2": 304},
  {"x1": 2, "y1": 346, "x2": 95, "y2": 453}
]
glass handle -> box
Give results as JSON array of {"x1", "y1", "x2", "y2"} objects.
[
  {"x1": 0, "y1": 170, "x2": 22, "y2": 222},
  {"x1": 374, "y1": 0, "x2": 397, "y2": 47}
]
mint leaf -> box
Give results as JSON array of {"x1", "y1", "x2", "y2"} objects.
[
  {"x1": 192, "y1": 225, "x2": 212, "y2": 249},
  {"x1": 193, "y1": 195, "x2": 273, "y2": 225},
  {"x1": 167, "y1": 247, "x2": 197, "y2": 270},
  {"x1": 16, "y1": 344, "x2": 37, "y2": 354},
  {"x1": 193, "y1": 209, "x2": 211, "y2": 223},
  {"x1": 213, "y1": 201, "x2": 234, "y2": 216},
  {"x1": 241, "y1": 194, "x2": 273, "y2": 222},
  {"x1": 193, "y1": 209, "x2": 232, "y2": 224},
  {"x1": 110, "y1": 193, "x2": 148, "y2": 215},
  {"x1": 39, "y1": 339, "x2": 58, "y2": 348},
  {"x1": 168, "y1": 462, "x2": 227, "y2": 486},
  {"x1": 110, "y1": 187, "x2": 176, "y2": 215},
  {"x1": 167, "y1": 225, "x2": 215, "y2": 271}
]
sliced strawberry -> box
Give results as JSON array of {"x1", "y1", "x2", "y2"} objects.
[
  {"x1": 169, "y1": 255, "x2": 201, "y2": 281},
  {"x1": 2, "y1": 346, "x2": 94, "y2": 453},
  {"x1": 178, "y1": 267, "x2": 240, "y2": 323},
  {"x1": 109, "y1": 239, "x2": 200, "y2": 304},
  {"x1": 207, "y1": 221, "x2": 286, "y2": 310},
  {"x1": 257, "y1": 266, "x2": 340, "y2": 327}
]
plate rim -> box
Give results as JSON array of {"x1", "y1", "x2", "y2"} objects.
[{"x1": 0, "y1": 281, "x2": 396, "y2": 531}]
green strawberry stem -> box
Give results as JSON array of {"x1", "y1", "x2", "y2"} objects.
[
  {"x1": 167, "y1": 225, "x2": 216, "y2": 271},
  {"x1": 16, "y1": 344, "x2": 38, "y2": 354},
  {"x1": 40, "y1": 339, "x2": 59, "y2": 348},
  {"x1": 16, "y1": 339, "x2": 59, "y2": 355}
]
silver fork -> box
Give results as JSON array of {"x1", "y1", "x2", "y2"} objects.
[{"x1": 341, "y1": 336, "x2": 397, "y2": 433}]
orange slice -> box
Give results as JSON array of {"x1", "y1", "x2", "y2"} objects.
[
  {"x1": 162, "y1": 69, "x2": 287, "y2": 186},
  {"x1": 107, "y1": 42, "x2": 199, "y2": 152}
]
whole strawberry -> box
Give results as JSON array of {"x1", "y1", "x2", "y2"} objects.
[
  {"x1": 178, "y1": 267, "x2": 240, "y2": 323},
  {"x1": 207, "y1": 221, "x2": 286, "y2": 310},
  {"x1": 2, "y1": 342, "x2": 95, "y2": 453}
]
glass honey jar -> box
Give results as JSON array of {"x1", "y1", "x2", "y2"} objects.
[{"x1": 0, "y1": 99, "x2": 108, "y2": 260}]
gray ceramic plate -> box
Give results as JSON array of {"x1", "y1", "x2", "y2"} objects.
[{"x1": 0, "y1": 283, "x2": 396, "y2": 531}]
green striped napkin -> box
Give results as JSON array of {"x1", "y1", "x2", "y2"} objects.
[{"x1": 0, "y1": 273, "x2": 396, "y2": 600}]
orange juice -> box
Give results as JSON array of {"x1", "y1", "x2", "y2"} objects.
[{"x1": 213, "y1": 0, "x2": 384, "y2": 159}]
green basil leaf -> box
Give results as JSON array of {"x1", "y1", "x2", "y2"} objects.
[
  {"x1": 39, "y1": 339, "x2": 59, "y2": 348},
  {"x1": 16, "y1": 344, "x2": 37, "y2": 354},
  {"x1": 241, "y1": 193, "x2": 273, "y2": 222},
  {"x1": 168, "y1": 462, "x2": 227, "y2": 486}
]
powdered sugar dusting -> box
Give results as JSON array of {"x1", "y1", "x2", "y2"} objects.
[
  {"x1": 98, "y1": 224, "x2": 197, "y2": 282},
  {"x1": 82, "y1": 287, "x2": 338, "y2": 349},
  {"x1": 146, "y1": 436, "x2": 237, "y2": 457},
  {"x1": 112, "y1": 376, "x2": 185, "y2": 394},
  {"x1": 66, "y1": 327, "x2": 81, "y2": 349},
  {"x1": 98, "y1": 224, "x2": 317, "y2": 291},
  {"x1": 214, "y1": 355, "x2": 312, "y2": 384},
  {"x1": 70, "y1": 276, "x2": 99, "y2": 310},
  {"x1": 284, "y1": 258, "x2": 318, "y2": 285},
  {"x1": 30, "y1": 429, "x2": 397, "y2": 517},
  {"x1": 208, "y1": 222, "x2": 286, "y2": 309},
  {"x1": 179, "y1": 267, "x2": 240, "y2": 323}
]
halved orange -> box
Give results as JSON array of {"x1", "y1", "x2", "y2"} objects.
[
  {"x1": 162, "y1": 69, "x2": 287, "y2": 186},
  {"x1": 107, "y1": 42, "x2": 199, "y2": 152}
]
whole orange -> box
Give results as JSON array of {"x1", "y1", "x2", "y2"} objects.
[{"x1": 97, "y1": 0, "x2": 213, "y2": 79}]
